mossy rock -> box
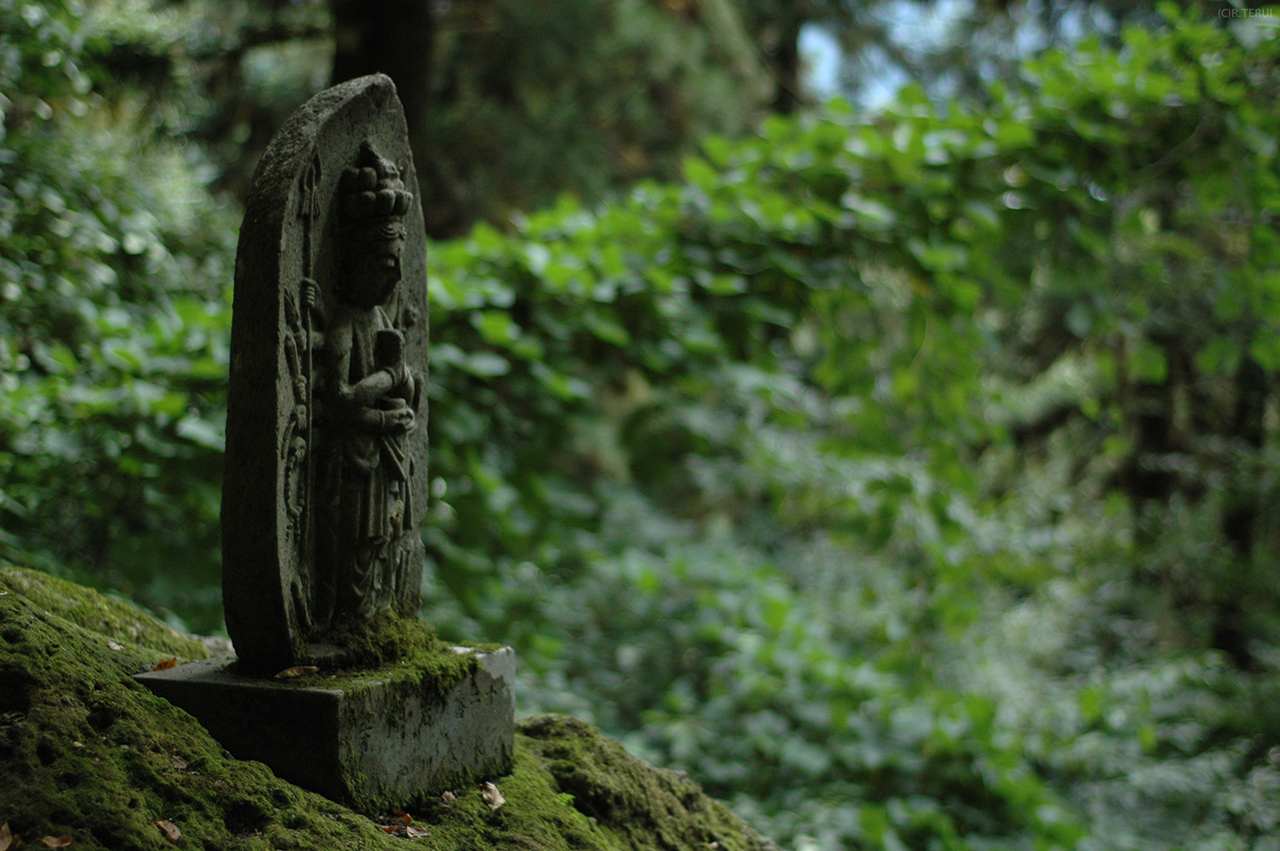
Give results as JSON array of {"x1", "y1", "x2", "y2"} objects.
[{"x1": 0, "y1": 567, "x2": 778, "y2": 850}]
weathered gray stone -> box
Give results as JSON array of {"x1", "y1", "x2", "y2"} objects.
[
  {"x1": 135, "y1": 648, "x2": 515, "y2": 814},
  {"x1": 223, "y1": 73, "x2": 431, "y2": 674}
]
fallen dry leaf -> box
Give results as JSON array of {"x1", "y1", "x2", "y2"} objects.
[
  {"x1": 381, "y1": 825, "x2": 396, "y2": 835},
  {"x1": 152, "y1": 658, "x2": 177, "y2": 671},
  {"x1": 41, "y1": 836, "x2": 72, "y2": 848},
  {"x1": 107, "y1": 640, "x2": 123, "y2": 651},
  {"x1": 481, "y1": 781, "x2": 505, "y2": 812},
  {"x1": 171, "y1": 755, "x2": 188, "y2": 771},
  {"x1": 396, "y1": 811, "x2": 411, "y2": 827},
  {"x1": 405, "y1": 825, "x2": 430, "y2": 839},
  {"x1": 273, "y1": 665, "x2": 319, "y2": 680},
  {"x1": 155, "y1": 820, "x2": 180, "y2": 844},
  {"x1": 440, "y1": 790, "x2": 456, "y2": 804},
  {"x1": 0, "y1": 822, "x2": 13, "y2": 851}
]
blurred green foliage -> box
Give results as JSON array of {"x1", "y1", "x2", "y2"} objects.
[
  {"x1": 0, "y1": 0, "x2": 236, "y2": 625},
  {"x1": 422, "y1": 0, "x2": 769, "y2": 234},
  {"x1": 4, "y1": 1, "x2": 1280, "y2": 848},
  {"x1": 421, "y1": 7, "x2": 1280, "y2": 847}
]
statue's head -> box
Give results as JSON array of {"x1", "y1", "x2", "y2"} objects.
[{"x1": 336, "y1": 142, "x2": 413, "y2": 308}]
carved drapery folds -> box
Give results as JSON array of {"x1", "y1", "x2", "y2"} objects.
[{"x1": 316, "y1": 141, "x2": 421, "y2": 627}]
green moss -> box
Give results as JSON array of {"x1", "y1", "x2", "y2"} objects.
[
  {"x1": 286, "y1": 630, "x2": 480, "y2": 707},
  {"x1": 324, "y1": 608, "x2": 439, "y2": 669},
  {"x1": 0, "y1": 568, "x2": 776, "y2": 850},
  {"x1": 518, "y1": 715, "x2": 778, "y2": 851},
  {"x1": 0, "y1": 567, "x2": 208, "y2": 661},
  {"x1": 314, "y1": 641, "x2": 492, "y2": 815},
  {"x1": 0, "y1": 567, "x2": 383, "y2": 850}
]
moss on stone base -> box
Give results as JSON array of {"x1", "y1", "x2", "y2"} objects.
[
  {"x1": 285, "y1": 623, "x2": 481, "y2": 709},
  {"x1": 0, "y1": 567, "x2": 777, "y2": 850},
  {"x1": 321, "y1": 607, "x2": 440, "y2": 670}
]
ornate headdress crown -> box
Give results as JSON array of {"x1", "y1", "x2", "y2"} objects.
[{"x1": 338, "y1": 141, "x2": 413, "y2": 222}]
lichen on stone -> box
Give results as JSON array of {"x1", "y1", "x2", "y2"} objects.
[{"x1": 0, "y1": 566, "x2": 776, "y2": 850}]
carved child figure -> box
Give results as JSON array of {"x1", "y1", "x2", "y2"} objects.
[{"x1": 319, "y1": 141, "x2": 421, "y2": 625}]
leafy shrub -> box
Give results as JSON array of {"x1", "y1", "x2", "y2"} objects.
[{"x1": 0, "y1": 0, "x2": 236, "y2": 628}]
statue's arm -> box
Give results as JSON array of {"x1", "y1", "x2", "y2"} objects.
[
  {"x1": 328, "y1": 317, "x2": 414, "y2": 434},
  {"x1": 329, "y1": 324, "x2": 391, "y2": 408},
  {"x1": 346, "y1": 369, "x2": 399, "y2": 408}
]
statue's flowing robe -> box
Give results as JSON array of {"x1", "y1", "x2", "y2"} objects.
[{"x1": 323, "y1": 303, "x2": 414, "y2": 618}]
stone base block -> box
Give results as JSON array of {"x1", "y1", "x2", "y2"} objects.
[{"x1": 134, "y1": 647, "x2": 514, "y2": 815}]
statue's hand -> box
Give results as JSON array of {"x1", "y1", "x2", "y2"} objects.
[
  {"x1": 382, "y1": 406, "x2": 415, "y2": 435},
  {"x1": 382, "y1": 362, "x2": 410, "y2": 390},
  {"x1": 300, "y1": 277, "x2": 319, "y2": 311}
]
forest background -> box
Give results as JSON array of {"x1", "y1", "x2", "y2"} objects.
[{"x1": 3, "y1": 0, "x2": 1280, "y2": 848}]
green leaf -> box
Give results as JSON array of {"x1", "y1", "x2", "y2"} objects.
[
  {"x1": 1195, "y1": 336, "x2": 1241, "y2": 376},
  {"x1": 840, "y1": 192, "x2": 897, "y2": 230},
  {"x1": 583, "y1": 310, "x2": 630, "y2": 346},
  {"x1": 683, "y1": 156, "x2": 718, "y2": 192},
  {"x1": 474, "y1": 311, "x2": 520, "y2": 346},
  {"x1": 1129, "y1": 341, "x2": 1167, "y2": 384},
  {"x1": 175, "y1": 415, "x2": 224, "y2": 451},
  {"x1": 460, "y1": 351, "x2": 510, "y2": 377}
]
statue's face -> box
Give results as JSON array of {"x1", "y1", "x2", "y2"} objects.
[{"x1": 346, "y1": 233, "x2": 404, "y2": 307}]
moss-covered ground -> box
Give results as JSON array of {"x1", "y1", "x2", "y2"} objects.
[{"x1": 0, "y1": 567, "x2": 778, "y2": 850}]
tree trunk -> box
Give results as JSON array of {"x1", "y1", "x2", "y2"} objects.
[
  {"x1": 329, "y1": 0, "x2": 435, "y2": 190},
  {"x1": 1221, "y1": 356, "x2": 1267, "y2": 556},
  {"x1": 1212, "y1": 355, "x2": 1268, "y2": 670},
  {"x1": 692, "y1": 0, "x2": 773, "y2": 109},
  {"x1": 769, "y1": 8, "x2": 802, "y2": 114}
]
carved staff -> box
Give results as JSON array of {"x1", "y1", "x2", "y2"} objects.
[{"x1": 297, "y1": 152, "x2": 322, "y2": 596}]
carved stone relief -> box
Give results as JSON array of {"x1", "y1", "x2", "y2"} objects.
[{"x1": 222, "y1": 75, "x2": 429, "y2": 674}]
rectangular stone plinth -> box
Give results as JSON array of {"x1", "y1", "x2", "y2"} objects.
[{"x1": 134, "y1": 647, "x2": 514, "y2": 814}]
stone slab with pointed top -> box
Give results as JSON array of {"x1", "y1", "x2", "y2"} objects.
[{"x1": 222, "y1": 73, "x2": 431, "y2": 675}]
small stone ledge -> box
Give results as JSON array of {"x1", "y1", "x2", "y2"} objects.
[{"x1": 134, "y1": 646, "x2": 515, "y2": 815}]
